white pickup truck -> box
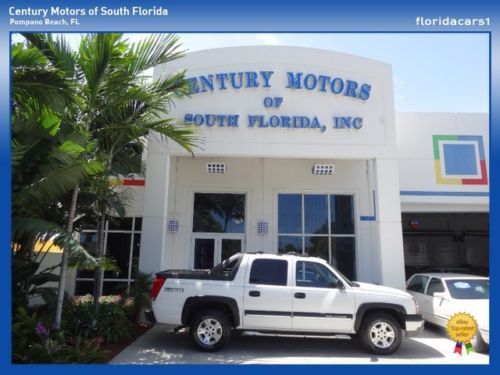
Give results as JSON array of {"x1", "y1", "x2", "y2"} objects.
[{"x1": 147, "y1": 252, "x2": 424, "y2": 355}]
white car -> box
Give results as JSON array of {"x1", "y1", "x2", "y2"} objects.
[{"x1": 406, "y1": 273, "x2": 489, "y2": 352}]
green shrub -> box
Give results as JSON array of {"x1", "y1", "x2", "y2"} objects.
[
  {"x1": 117, "y1": 272, "x2": 153, "y2": 322},
  {"x1": 63, "y1": 294, "x2": 134, "y2": 343},
  {"x1": 13, "y1": 295, "x2": 135, "y2": 363},
  {"x1": 12, "y1": 307, "x2": 109, "y2": 364},
  {"x1": 55, "y1": 336, "x2": 108, "y2": 364},
  {"x1": 96, "y1": 296, "x2": 133, "y2": 343},
  {"x1": 12, "y1": 307, "x2": 63, "y2": 363},
  {"x1": 62, "y1": 294, "x2": 95, "y2": 338}
]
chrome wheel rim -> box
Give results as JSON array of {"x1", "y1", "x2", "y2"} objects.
[
  {"x1": 196, "y1": 318, "x2": 223, "y2": 346},
  {"x1": 369, "y1": 321, "x2": 395, "y2": 349}
]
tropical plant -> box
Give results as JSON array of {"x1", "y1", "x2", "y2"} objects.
[
  {"x1": 12, "y1": 307, "x2": 108, "y2": 364},
  {"x1": 63, "y1": 294, "x2": 134, "y2": 343},
  {"x1": 56, "y1": 336, "x2": 108, "y2": 364},
  {"x1": 118, "y1": 271, "x2": 153, "y2": 322},
  {"x1": 11, "y1": 36, "x2": 106, "y2": 313},
  {"x1": 13, "y1": 33, "x2": 200, "y2": 331},
  {"x1": 64, "y1": 33, "x2": 200, "y2": 316},
  {"x1": 12, "y1": 307, "x2": 66, "y2": 363}
]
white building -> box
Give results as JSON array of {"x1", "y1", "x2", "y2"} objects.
[{"x1": 70, "y1": 46, "x2": 489, "y2": 294}]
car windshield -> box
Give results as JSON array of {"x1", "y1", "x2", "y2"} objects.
[{"x1": 445, "y1": 279, "x2": 489, "y2": 299}]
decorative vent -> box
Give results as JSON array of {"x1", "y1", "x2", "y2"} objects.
[
  {"x1": 257, "y1": 221, "x2": 269, "y2": 235},
  {"x1": 312, "y1": 164, "x2": 335, "y2": 175},
  {"x1": 167, "y1": 219, "x2": 180, "y2": 233},
  {"x1": 207, "y1": 163, "x2": 226, "y2": 174}
]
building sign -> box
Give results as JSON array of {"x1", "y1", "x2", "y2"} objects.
[
  {"x1": 433, "y1": 135, "x2": 488, "y2": 185},
  {"x1": 184, "y1": 70, "x2": 371, "y2": 133}
]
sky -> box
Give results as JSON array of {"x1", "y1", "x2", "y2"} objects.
[{"x1": 13, "y1": 33, "x2": 489, "y2": 113}]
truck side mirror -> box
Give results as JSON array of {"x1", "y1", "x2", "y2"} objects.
[{"x1": 330, "y1": 279, "x2": 345, "y2": 289}]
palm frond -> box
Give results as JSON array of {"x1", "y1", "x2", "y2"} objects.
[
  {"x1": 14, "y1": 159, "x2": 103, "y2": 211},
  {"x1": 13, "y1": 218, "x2": 96, "y2": 268},
  {"x1": 21, "y1": 33, "x2": 76, "y2": 78},
  {"x1": 127, "y1": 34, "x2": 186, "y2": 76},
  {"x1": 13, "y1": 217, "x2": 116, "y2": 271},
  {"x1": 146, "y1": 118, "x2": 203, "y2": 154},
  {"x1": 11, "y1": 139, "x2": 30, "y2": 169},
  {"x1": 79, "y1": 33, "x2": 123, "y2": 103},
  {"x1": 143, "y1": 71, "x2": 192, "y2": 113},
  {"x1": 110, "y1": 142, "x2": 144, "y2": 175},
  {"x1": 11, "y1": 42, "x2": 48, "y2": 69},
  {"x1": 12, "y1": 66, "x2": 71, "y2": 114},
  {"x1": 12, "y1": 39, "x2": 74, "y2": 113}
]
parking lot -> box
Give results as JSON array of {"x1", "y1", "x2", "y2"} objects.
[{"x1": 110, "y1": 324, "x2": 489, "y2": 364}]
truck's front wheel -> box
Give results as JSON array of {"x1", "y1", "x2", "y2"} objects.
[
  {"x1": 190, "y1": 309, "x2": 231, "y2": 351},
  {"x1": 359, "y1": 312, "x2": 402, "y2": 355}
]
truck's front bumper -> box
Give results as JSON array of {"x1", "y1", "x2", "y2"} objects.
[{"x1": 405, "y1": 314, "x2": 425, "y2": 337}]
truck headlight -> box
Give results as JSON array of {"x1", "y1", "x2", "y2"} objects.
[{"x1": 411, "y1": 296, "x2": 420, "y2": 314}]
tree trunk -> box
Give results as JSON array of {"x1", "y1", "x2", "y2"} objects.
[
  {"x1": 92, "y1": 213, "x2": 106, "y2": 320},
  {"x1": 53, "y1": 186, "x2": 79, "y2": 330}
]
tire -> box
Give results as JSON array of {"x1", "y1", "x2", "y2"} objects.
[
  {"x1": 359, "y1": 312, "x2": 403, "y2": 355},
  {"x1": 471, "y1": 332, "x2": 489, "y2": 353},
  {"x1": 190, "y1": 309, "x2": 231, "y2": 352}
]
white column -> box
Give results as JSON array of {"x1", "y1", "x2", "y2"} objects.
[
  {"x1": 373, "y1": 158, "x2": 406, "y2": 289},
  {"x1": 139, "y1": 147, "x2": 170, "y2": 274}
]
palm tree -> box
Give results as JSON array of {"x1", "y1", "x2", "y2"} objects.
[
  {"x1": 11, "y1": 36, "x2": 104, "y2": 311},
  {"x1": 13, "y1": 33, "x2": 200, "y2": 328},
  {"x1": 72, "y1": 33, "x2": 199, "y2": 316}
]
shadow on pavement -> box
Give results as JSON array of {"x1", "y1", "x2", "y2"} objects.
[
  {"x1": 111, "y1": 324, "x2": 447, "y2": 364},
  {"x1": 419, "y1": 322, "x2": 449, "y2": 337}
]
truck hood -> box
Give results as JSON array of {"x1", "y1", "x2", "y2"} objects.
[{"x1": 355, "y1": 282, "x2": 412, "y2": 299}]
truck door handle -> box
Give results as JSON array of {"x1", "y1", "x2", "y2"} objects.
[
  {"x1": 294, "y1": 292, "x2": 306, "y2": 299},
  {"x1": 249, "y1": 291, "x2": 260, "y2": 297}
]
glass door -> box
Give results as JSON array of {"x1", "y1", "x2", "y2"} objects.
[
  {"x1": 192, "y1": 235, "x2": 244, "y2": 269},
  {"x1": 192, "y1": 192, "x2": 246, "y2": 269},
  {"x1": 193, "y1": 238, "x2": 215, "y2": 269},
  {"x1": 221, "y1": 238, "x2": 242, "y2": 260}
]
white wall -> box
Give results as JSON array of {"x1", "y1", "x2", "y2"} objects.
[{"x1": 164, "y1": 156, "x2": 381, "y2": 282}]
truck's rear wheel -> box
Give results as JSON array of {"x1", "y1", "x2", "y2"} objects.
[
  {"x1": 190, "y1": 309, "x2": 231, "y2": 351},
  {"x1": 359, "y1": 312, "x2": 402, "y2": 355}
]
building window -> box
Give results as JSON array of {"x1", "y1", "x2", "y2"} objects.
[
  {"x1": 278, "y1": 194, "x2": 356, "y2": 279},
  {"x1": 193, "y1": 193, "x2": 245, "y2": 233},
  {"x1": 74, "y1": 217, "x2": 142, "y2": 295}
]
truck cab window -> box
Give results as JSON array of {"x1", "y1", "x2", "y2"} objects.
[
  {"x1": 296, "y1": 261, "x2": 340, "y2": 288},
  {"x1": 249, "y1": 259, "x2": 288, "y2": 286}
]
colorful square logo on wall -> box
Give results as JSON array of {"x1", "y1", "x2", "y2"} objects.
[{"x1": 433, "y1": 135, "x2": 488, "y2": 185}]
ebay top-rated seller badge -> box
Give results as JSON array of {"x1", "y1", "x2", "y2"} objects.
[{"x1": 447, "y1": 312, "x2": 478, "y2": 355}]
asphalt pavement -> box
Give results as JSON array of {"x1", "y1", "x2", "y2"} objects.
[{"x1": 110, "y1": 323, "x2": 489, "y2": 364}]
